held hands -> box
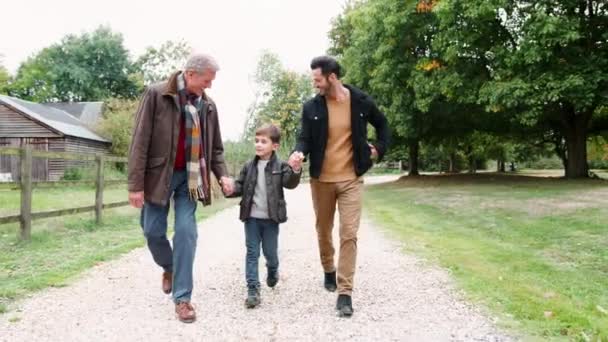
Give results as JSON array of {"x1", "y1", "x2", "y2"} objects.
[
  {"x1": 220, "y1": 176, "x2": 235, "y2": 196},
  {"x1": 288, "y1": 151, "x2": 305, "y2": 172}
]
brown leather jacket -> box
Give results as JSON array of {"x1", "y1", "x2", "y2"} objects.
[{"x1": 128, "y1": 71, "x2": 228, "y2": 206}]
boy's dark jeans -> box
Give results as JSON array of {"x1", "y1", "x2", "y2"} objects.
[{"x1": 244, "y1": 218, "x2": 279, "y2": 288}]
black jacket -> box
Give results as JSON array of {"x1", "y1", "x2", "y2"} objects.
[
  {"x1": 294, "y1": 84, "x2": 390, "y2": 179},
  {"x1": 229, "y1": 153, "x2": 301, "y2": 224}
]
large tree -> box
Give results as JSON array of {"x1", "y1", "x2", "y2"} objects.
[
  {"x1": 436, "y1": 0, "x2": 608, "y2": 177},
  {"x1": 10, "y1": 26, "x2": 141, "y2": 102},
  {"x1": 331, "y1": 0, "x2": 608, "y2": 178}
]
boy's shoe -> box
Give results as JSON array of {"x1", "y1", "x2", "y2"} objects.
[
  {"x1": 245, "y1": 286, "x2": 261, "y2": 309},
  {"x1": 336, "y1": 294, "x2": 353, "y2": 317},
  {"x1": 266, "y1": 269, "x2": 279, "y2": 288},
  {"x1": 324, "y1": 271, "x2": 337, "y2": 292}
]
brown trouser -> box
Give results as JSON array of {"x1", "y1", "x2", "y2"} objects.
[{"x1": 310, "y1": 178, "x2": 363, "y2": 296}]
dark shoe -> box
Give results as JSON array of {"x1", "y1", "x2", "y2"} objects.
[
  {"x1": 245, "y1": 286, "x2": 261, "y2": 308},
  {"x1": 336, "y1": 294, "x2": 354, "y2": 317},
  {"x1": 266, "y1": 269, "x2": 279, "y2": 288},
  {"x1": 162, "y1": 271, "x2": 172, "y2": 294},
  {"x1": 324, "y1": 271, "x2": 337, "y2": 292},
  {"x1": 175, "y1": 301, "x2": 196, "y2": 323}
]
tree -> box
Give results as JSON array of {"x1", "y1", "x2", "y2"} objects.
[
  {"x1": 330, "y1": 0, "x2": 450, "y2": 176},
  {"x1": 245, "y1": 51, "x2": 313, "y2": 149},
  {"x1": 135, "y1": 40, "x2": 192, "y2": 85},
  {"x1": 435, "y1": 0, "x2": 608, "y2": 178},
  {"x1": 10, "y1": 26, "x2": 141, "y2": 102},
  {"x1": 333, "y1": 0, "x2": 608, "y2": 178},
  {"x1": 0, "y1": 56, "x2": 10, "y2": 95}
]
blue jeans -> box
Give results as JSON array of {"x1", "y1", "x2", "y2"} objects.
[
  {"x1": 244, "y1": 218, "x2": 279, "y2": 288},
  {"x1": 140, "y1": 170, "x2": 197, "y2": 303}
]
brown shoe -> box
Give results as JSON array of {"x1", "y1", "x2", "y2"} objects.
[
  {"x1": 162, "y1": 272, "x2": 172, "y2": 294},
  {"x1": 175, "y1": 302, "x2": 196, "y2": 323}
]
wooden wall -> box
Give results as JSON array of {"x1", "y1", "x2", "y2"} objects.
[{"x1": 0, "y1": 104, "x2": 60, "y2": 138}]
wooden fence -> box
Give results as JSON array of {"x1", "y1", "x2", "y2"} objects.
[{"x1": 0, "y1": 147, "x2": 129, "y2": 240}]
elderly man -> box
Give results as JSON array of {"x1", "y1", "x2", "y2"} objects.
[{"x1": 128, "y1": 53, "x2": 233, "y2": 323}]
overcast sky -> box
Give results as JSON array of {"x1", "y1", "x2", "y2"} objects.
[{"x1": 0, "y1": 0, "x2": 345, "y2": 140}]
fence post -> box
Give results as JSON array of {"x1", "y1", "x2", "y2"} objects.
[
  {"x1": 20, "y1": 146, "x2": 33, "y2": 240},
  {"x1": 95, "y1": 155, "x2": 105, "y2": 224}
]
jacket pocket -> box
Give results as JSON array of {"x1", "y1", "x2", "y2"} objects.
[
  {"x1": 359, "y1": 142, "x2": 373, "y2": 171},
  {"x1": 278, "y1": 199, "x2": 287, "y2": 223},
  {"x1": 146, "y1": 157, "x2": 166, "y2": 169}
]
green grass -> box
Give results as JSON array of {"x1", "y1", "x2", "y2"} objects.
[
  {"x1": 0, "y1": 185, "x2": 236, "y2": 312},
  {"x1": 0, "y1": 185, "x2": 129, "y2": 217},
  {"x1": 364, "y1": 173, "x2": 608, "y2": 341}
]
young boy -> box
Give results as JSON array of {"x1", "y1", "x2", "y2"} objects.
[{"x1": 227, "y1": 124, "x2": 301, "y2": 308}]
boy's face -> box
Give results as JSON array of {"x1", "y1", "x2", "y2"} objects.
[{"x1": 255, "y1": 134, "x2": 278, "y2": 159}]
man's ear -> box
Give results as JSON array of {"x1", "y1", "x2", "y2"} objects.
[{"x1": 273, "y1": 143, "x2": 280, "y2": 151}]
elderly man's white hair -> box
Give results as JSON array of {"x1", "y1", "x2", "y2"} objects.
[{"x1": 184, "y1": 53, "x2": 220, "y2": 73}]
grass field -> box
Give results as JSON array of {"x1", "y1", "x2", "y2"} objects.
[
  {"x1": 364, "y1": 173, "x2": 608, "y2": 341},
  {"x1": 0, "y1": 185, "x2": 236, "y2": 313}
]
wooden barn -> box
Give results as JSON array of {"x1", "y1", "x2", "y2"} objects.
[{"x1": 0, "y1": 95, "x2": 111, "y2": 181}]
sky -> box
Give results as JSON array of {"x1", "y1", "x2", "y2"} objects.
[{"x1": 0, "y1": 0, "x2": 346, "y2": 140}]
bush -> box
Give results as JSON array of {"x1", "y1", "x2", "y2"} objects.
[
  {"x1": 589, "y1": 159, "x2": 608, "y2": 169},
  {"x1": 96, "y1": 98, "x2": 138, "y2": 157},
  {"x1": 520, "y1": 156, "x2": 564, "y2": 169},
  {"x1": 62, "y1": 167, "x2": 84, "y2": 181}
]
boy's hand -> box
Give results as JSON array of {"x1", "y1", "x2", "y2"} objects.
[
  {"x1": 288, "y1": 151, "x2": 304, "y2": 171},
  {"x1": 220, "y1": 176, "x2": 234, "y2": 196}
]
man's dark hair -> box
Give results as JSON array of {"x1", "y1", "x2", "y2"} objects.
[
  {"x1": 255, "y1": 123, "x2": 281, "y2": 144},
  {"x1": 310, "y1": 56, "x2": 342, "y2": 79}
]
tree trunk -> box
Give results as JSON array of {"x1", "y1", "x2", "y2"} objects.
[
  {"x1": 497, "y1": 159, "x2": 506, "y2": 173},
  {"x1": 562, "y1": 110, "x2": 591, "y2": 178},
  {"x1": 408, "y1": 140, "x2": 420, "y2": 176},
  {"x1": 448, "y1": 152, "x2": 456, "y2": 173},
  {"x1": 466, "y1": 146, "x2": 476, "y2": 174},
  {"x1": 468, "y1": 157, "x2": 477, "y2": 174}
]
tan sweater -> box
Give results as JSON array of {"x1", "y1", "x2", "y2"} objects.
[{"x1": 319, "y1": 90, "x2": 357, "y2": 182}]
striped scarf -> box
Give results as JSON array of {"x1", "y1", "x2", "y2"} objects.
[{"x1": 177, "y1": 73, "x2": 210, "y2": 204}]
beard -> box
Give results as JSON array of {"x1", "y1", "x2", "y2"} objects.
[{"x1": 316, "y1": 84, "x2": 330, "y2": 95}]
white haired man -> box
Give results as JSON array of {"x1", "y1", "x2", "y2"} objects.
[{"x1": 128, "y1": 53, "x2": 234, "y2": 323}]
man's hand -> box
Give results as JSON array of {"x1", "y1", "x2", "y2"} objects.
[
  {"x1": 128, "y1": 191, "x2": 145, "y2": 209},
  {"x1": 220, "y1": 176, "x2": 234, "y2": 196},
  {"x1": 369, "y1": 143, "x2": 378, "y2": 159},
  {"x1": 288, "y1": 151, "x2": 304, "y2": 172}
]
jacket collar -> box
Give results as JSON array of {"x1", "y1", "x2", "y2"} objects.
[
  {"x1": 254, "y1": 151, "x2": 278, "y2": 167},
  {"x1": 163, "y1": 71, "x2": 211, "y2": 102},
  {"x1": 162, "y1": 72, "x2": 217, "y2": 116},
  {"x1": 313, "y1": 83, "x2": 365, "y2": 104}
]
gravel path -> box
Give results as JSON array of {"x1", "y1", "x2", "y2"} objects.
[{"x1": 0, "y1": 176, "x2": 512, "y2": 341}]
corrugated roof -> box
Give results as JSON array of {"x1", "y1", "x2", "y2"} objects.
[
  {"x1": 44, "y1": 102, "x2": 104, "y2": 126},
  {"x1": 0, "y1": 95, "x2": 110, "y2": 143}
]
